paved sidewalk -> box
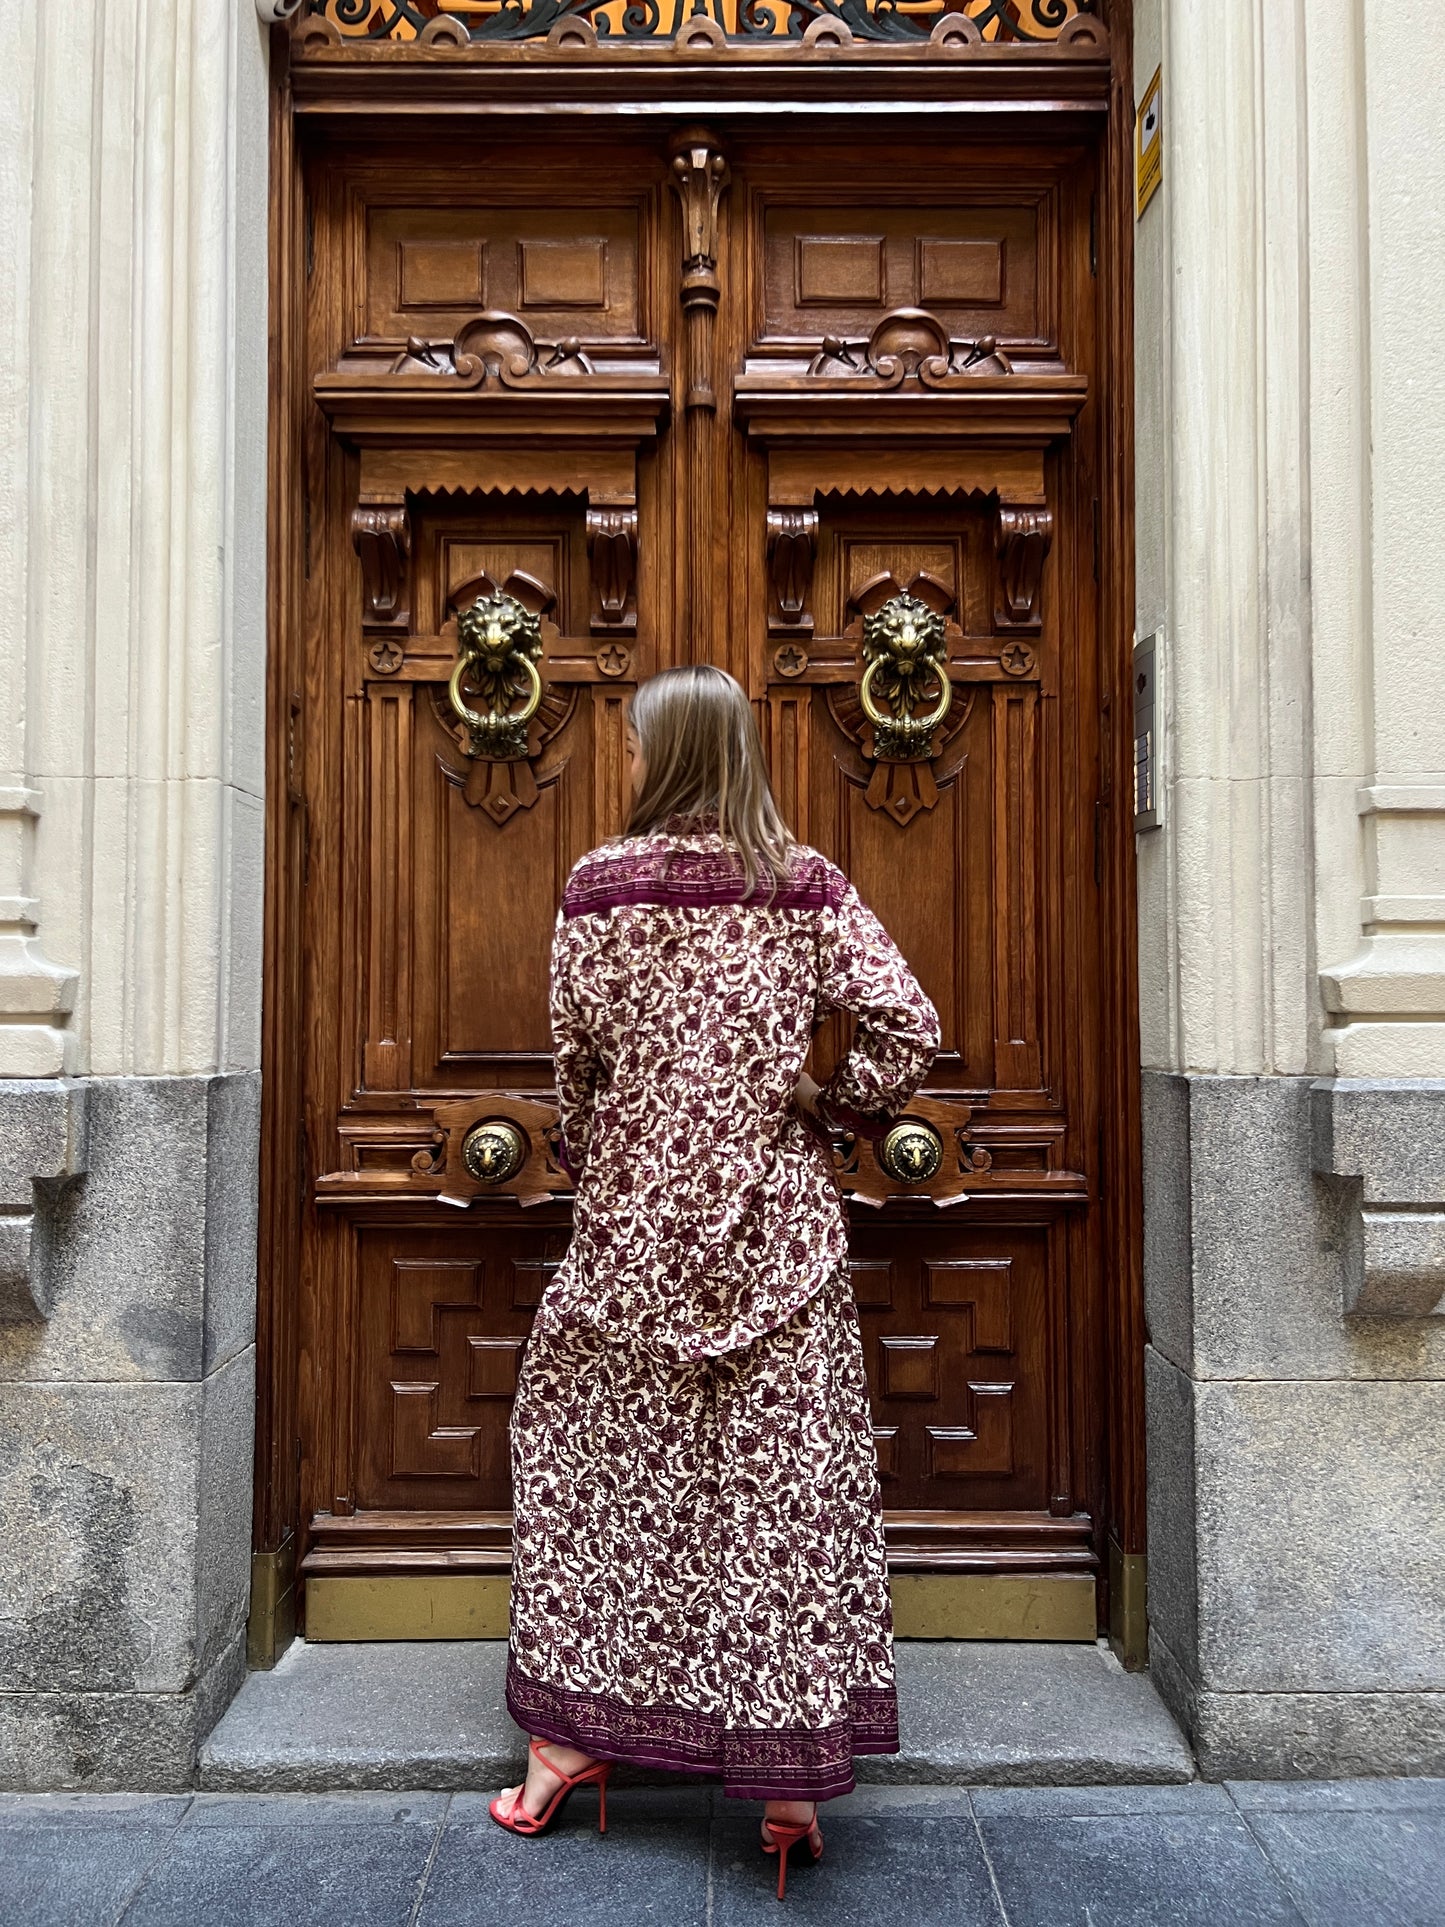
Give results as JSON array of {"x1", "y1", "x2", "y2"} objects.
[{"x1": 3, "y1": 1778, "x2": 1443, "y2": 1926}]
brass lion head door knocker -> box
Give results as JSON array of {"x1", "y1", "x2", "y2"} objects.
[
  {"x1": 448, "y1": 590, "x2": 545, "y2": 762},
  {"x1": 861, "y1": 591, "x2": 953, "y2": 763}
]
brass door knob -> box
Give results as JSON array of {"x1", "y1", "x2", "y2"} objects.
[
  {"x1": 878, "y1": 1120, "x2": 945, "y2": 1185},
  {"x1": 462, "y1": 1119, "x2": 528, "y2": 1184}
]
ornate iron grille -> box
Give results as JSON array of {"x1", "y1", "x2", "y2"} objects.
[{"x1": 302, "y1": 0, "x2": 1098, "y2": 44}]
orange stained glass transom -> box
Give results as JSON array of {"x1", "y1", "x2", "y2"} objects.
[{"x1": 302, "y1": 0, "x2": 1098, "y2": 43}]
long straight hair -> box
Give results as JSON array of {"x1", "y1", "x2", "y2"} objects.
[{"x1": 625, "y1": 665, "x2": 794, "y2": 896}]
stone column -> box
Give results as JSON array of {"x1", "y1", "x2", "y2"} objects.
[
  {"x1": 1135, "y1": 0, "x2": 1445, "y2": 1778},
  {"x1": 0, "y1": 1, "x2": 269, "y2": 1789}
]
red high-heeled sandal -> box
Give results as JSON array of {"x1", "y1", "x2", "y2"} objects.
[
  {"x1": 760, "y1": 1804, "x2": 824, "y2": 1899},
  {"x1": 488, "y1": 1738, "x2": 612, "y2": 1837}
]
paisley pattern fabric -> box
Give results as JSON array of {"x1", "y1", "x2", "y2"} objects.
[
  {"x1": 507, "y1": 825, "x2": 939, "y2": 1801},
  {"x1": 547, "y1": 826, "x2": 941, "y2": 1361}
]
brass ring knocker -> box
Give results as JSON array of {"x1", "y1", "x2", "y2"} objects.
[
  {"x1": 448, "y1": 652, "x2": 543, "y2": 736},
  {"x1": 448, "y1": 590, "x2": 545, "y2": 762},
  {"x1": 859, "y1": 654, "x2": 952, "y2": 744},
  {"x1": 859, "y1": 591, "x2": 953, "y2": 763}
]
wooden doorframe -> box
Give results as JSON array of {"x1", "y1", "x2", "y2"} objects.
[{"x1": 249, "y1": 5, "x2": 1144, "y2": 1668}]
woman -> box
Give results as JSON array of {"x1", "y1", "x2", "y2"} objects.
[{"x1": 490, "y1": 665, "x2": 939, "y2": 1896}]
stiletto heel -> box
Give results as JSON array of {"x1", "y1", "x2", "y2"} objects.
[
  {"x1": 760, "y1": 1805, "x2": 824, "y2": 1899},
  {"x1": 488, "y1": 1738, "x2": 612, "y2": 1838}
]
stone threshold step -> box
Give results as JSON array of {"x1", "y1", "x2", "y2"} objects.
[{"x1": 200, "y1": 1640, "x2": 1194, "y2": 1792}]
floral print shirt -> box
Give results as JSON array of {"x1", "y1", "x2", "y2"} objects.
[{"x1": 545, "y1": 825, "x2": 939, "y2": 1361}]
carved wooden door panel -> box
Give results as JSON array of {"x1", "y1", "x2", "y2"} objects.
[
  {"x1": 726, "y1": 138, "x2": 1105, "y2": 1603},
  {"x1": 296, "y1": 126, "x2": 1106, "y2": 1633},
  {"x1": 299, "y1": 144, "x2": 675, "y2": 1599}
]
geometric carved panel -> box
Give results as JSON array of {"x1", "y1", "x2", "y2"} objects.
[
  {"x1": 511, "y1": 1260, "x2": 560, "y2": 1310},
  {"x1": 925, "y1": 1382, "x2": 1015, "y2": 1477},
  {"x1": 923, "y1": 1259, "x2": 1013, "y2": 1352},
  {"x1": 390, "y1": 1381, "x2": 479, "y2": 1479},
  {"x1": 520, "y1": 237, "x2": 606, "y2": 309},
  {"x1": 762, "y1": 202, "x2": 1039, "y2": 342},
  {"x1": 850, "y1": 1260, "x2": 895, "y2": 1311},
  {"x1": 879, "y1": 1334, "x2": 940, "y2": 1400},
  {"x1": 398, "y1": 238, "x2": 486, "y2": 310},
  {"x1": 392, "y1": 1261, "x2": 481, "y2": 1352},
  {"x1": 467, "y1": 1335, "x2": 526, "y2": 1399},
  {"x1": 873, "y1": 1425, "x2": 900, "y2": 1482},
  {"x1": 917, "y1": 237, "x2": 1003, "y2": 306},
  {"x1": 796, "y1": 235, "x2": 885, "y2": 306}
]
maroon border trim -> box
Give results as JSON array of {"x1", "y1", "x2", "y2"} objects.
[
  {"x1": 505, "y1": 1657, "x2": 899, "y2": 1802},
  {"x1": 563, "y1": 848, "x2": 848, "y2": 922}
]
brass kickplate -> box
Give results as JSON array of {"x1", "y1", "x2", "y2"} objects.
[
  {"x1": 890, "y1": 1574, "x2": 1097, "y2": 1642},
  {"x1": 305, "y1": 1575, "x2": 511, "y2": 1642},
  {"x1": 303, "y1": 1573, "x2": 1096, "y2": 1644}
]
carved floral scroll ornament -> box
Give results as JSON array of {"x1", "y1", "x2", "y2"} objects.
[
  {"x1": 390, "y1": 312, "x2": 593, "y2": 384},
  {"x1": 809, "y1": 309, "x2": 1015, "y2": 386},
  {"x1": 297, "y1": 1, "x2": 1104, "y2": 49}
]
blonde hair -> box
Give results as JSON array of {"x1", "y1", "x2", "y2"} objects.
[{"x1": 625, "y1": 666, "x2": 794, "y2": 896}]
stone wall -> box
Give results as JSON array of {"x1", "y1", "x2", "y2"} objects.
[
  {"x1": 1134, "y1": 0, "x2": 1445, "y2": 1776},
  {"x1": 0, "y1": 1076, "x2": 259, "y2": 1789},
  {"x1": 0, "y1": 2, "x2": 269, "y2": 1789}
]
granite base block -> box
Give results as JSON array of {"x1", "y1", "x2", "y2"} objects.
[
  {"x1": 1140, "y1": 1071, "x2": 1445, "y2": 1379},
  {"x1": 0, "y1": 1350, "x2": 255, "y2": 1698},
  {"x1": 0, "y1": 1073, "x2": 260, "y2": 1790},
  {"x1": 0, "y1": 1632, "x2": 246, "y2": 1792},
  {"x1": 1195, "y1": 1375, "x2": 1445, "y2": 1693},
  {"x1": 0, "y1": 1073, "x2": 259, "y2": 1385},
  {"x1": 1152, "y1": 1633, "x2": 1445, "y2": 1779}
]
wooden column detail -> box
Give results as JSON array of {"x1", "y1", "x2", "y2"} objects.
[
  {"x1": 669, "y1": 131, "x2": 729, "y2": 663},
  {"x1": 994, "y1": 504, "x2": 1053, "y2": 630},
  {"x1": 351, "y1": 501, "x2": 412, "y2": 631},
  {"x1": 766, "y1": 507, "x2": 818, "y2": 638},
  {"x1": 586, "y1": 506, "x2": 639, "y2": 634}
]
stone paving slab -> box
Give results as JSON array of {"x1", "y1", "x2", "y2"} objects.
[
  {"x1": 199, "y1": 1638, "x2": 1195, "y2": 1791},
  {"x1": 3, "y1": 1779, "x2": 1442, "y2": 1927}
]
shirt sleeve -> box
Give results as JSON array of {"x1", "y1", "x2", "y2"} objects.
[
  {"x1": 813, "y1": 879, "x2": 940, "y2": 1139},
  {"x1": 549, "y1": 909, "x2": 602, "y2": 1182}
]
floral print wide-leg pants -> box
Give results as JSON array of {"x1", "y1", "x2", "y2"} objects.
[{"x1": 505, "y1": 1267, "x2": 898, "y2": 1801}]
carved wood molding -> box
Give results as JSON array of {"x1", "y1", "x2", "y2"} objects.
[
  {"x1": 351, "y1": 501, "x2": 411, "y2": 629},
  {"x1": 359, "y1": 445, "x2": 642, "y2": 506},
  {"x1": 585, "y1": 507, "x2": 639, "y2": 634},
  {"x1": 670, "y1": 135, "x2": 729, "y2": 367},
  {"x1": 765, "y1": 508, "x2": 818, "y2": 638},
  {"x1": 994, "y1": 505, "x2": 1054, "y2": 629},
  {"x1": 292, "y1": 2, "x2": 1109, "y2": 57},
  {"x1": 807, "y1": 308, "x2": 1021, "y2": 386},
  {"x1": 314, "y1": 310, "x2": 669, "y2": 447},
  {"x1": 669, "y1": 130, "x2": 729, "y2": 659}
]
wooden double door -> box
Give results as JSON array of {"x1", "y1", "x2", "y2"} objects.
[{"x1": 289, "y1": 118, "x2": 1118, "y2": 1634}]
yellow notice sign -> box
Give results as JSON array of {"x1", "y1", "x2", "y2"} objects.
[{"x1": 1136, "y1": 67, "x2": 1162, "y2": 218}]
